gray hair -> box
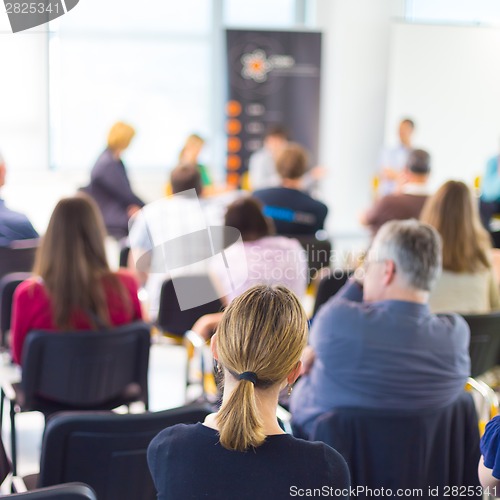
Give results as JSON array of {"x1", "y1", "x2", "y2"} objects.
[{"x1": 371, "y1": 219, "x2": 442, "y2": 291}]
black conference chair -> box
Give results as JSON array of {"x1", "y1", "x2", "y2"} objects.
[
  {"x1": 6, "y1": 483, "x2": 97, "y2": 499},
  {"x1": 156, "y1": 276, "x2": 224, "y2": 400},
  {"x1": 311, "y1": 392, "x2": 481, "y2": 497},
  {"x1": 461, "y1": 312, "x2": 500, "y2": 378},
  {"x1": 156, "y1": 275, "x2": 224, "y2": 337},
  {"x1": 312, "y1": 269, "x2": 353, "y2": 317},
  {"x1": 0, "y1": 272, "x2": 31, "y2": 350},
  {"x1": 0, "y1": 240, "x2": 37, "y2": 281},
  {"x1": 0, "y1": 322, "x2": 151, "y2": 474},
  {"x1": 291, "y1": 235, "x2": 332, "y2": 284},
  {"x1": 25, "y1": 404, "x2": 213, "y2": 500}
]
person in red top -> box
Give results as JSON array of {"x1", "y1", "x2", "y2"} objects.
[{"x1": 11, "y1": 194, "x2": 142, "y2": 365}]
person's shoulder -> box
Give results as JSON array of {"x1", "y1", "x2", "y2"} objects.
[
  {"x1": 14, "y1": 278, "x2": 46, "y2": 301},
  {"x1": 114, "y1": 269, "x2": 139, "y2": 289},
  {"x1": 282, "y1": 436, "x2": 350, "y2": 478},
  {"x1": 149, "y1": 423, "x2": 213, "y2": 455}
]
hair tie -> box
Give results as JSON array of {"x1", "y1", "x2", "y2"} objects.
[{"x1": 238, "y1": 371, "x2": 258, "y2": 385}]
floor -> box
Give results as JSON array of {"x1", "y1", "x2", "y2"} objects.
[{"x1": 0, "y1": 340, "x2": 193, "y2": 489}]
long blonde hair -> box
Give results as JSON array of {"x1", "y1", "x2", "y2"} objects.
[
  {"x1": 215, "y1": 285, "x2": 308, "y2": 452},
  {"x1": 420, "y1": 180, "x2": 492, "y2": 273},
  {"x1": 34, "y1": 194, "x2": 131, "y2": 329}
]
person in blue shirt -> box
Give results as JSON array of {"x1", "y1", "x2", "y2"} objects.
[
  {"x1": 479, "y1": 153, "x2": 500, "y2": 231},
  {"x1": 0, "y1": 152, "x2": 38, "y2": 246}
]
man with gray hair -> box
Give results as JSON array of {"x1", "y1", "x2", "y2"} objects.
[{"x1": 290, "y1": 219, "x2": 470, "y2": 438}]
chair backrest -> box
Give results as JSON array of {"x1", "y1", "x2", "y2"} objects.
[
  {"x1": 461, "y1": 312, "x2": 500, "y2": 378},
  {"x1": 8, "y1": 482, "x2": 97, "y2": 499},
  {"x1": 157, "y1": 275, "x2": 223, "y2": 336},
  {"x1": 0, "y1": 272, "x2": 31, "y2": 348},
  {"x1": 0, "y1": 240, "x2": 37, "y2": 280},
  {"x1": 312, "y1": 269, "x2": 353, "y2": 317},
  {"x1": 38, "y1": 404, "x2": 213, "y2": 500},
  {"x1": 311, "y1": 392, "x2": 480, "y2": 494},
  {"x1": 21, "y1": 322, "x2": 150, "y2": 409},
  {"x1": 290, "y1": 235, "x2": 332, "y2": 284}
]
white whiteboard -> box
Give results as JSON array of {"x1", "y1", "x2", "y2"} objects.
[{"x1": 385, "y1": 22, "x2": 500, "y2": 191}]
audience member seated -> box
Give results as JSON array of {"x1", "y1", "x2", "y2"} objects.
[
  {"x1": 290, "y1": 219, "x2": 470, "y2": 438},
  {"x1": 479, "y1": 148, "x2": 500, "y2": 231},
  {"x1": 84, "y1": 121, "x2": 145, "y2": 239},
  {"x1": 361, "y1": 149, "x2": 431, "y2": 236},
  {"x1": 0, "y1": 152, "x2": 38, "y2": 246},
  {"x1": 148, "y1": 285, "x2": 350, "y2": 500},
  {"x1": 188, "y1": 197, "x2": 308, "y2": 340},
  {"x1": 11, "y1": 194, "x2": 142, "y2": 365},
  {"x1": 214, "y1": 197, "x2": 307, "y2": 301},
  {"x1": 377, "y1": 117, "x2": 415, "y2": 196},
  {"x1": 479, "y1": 416, "x2": 500, "y2": 494},
  {"x1": 178, "y1": 133, "x2": 212, "y2": 189},
  {"x1": 249, "y1": 124, "x2": 289, "y2": 191},
  {"x1": 129, "y1": 164, "x2": 239, "y2": 320},
  {"x1": 420, "y1": 180, "x2": 500, "y2": 314},
  {"x1": 253, "y1": 143, "x2": 328, "y2": 236}
]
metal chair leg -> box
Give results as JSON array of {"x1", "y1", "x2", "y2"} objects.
[
  {"x1": 0, "y1": 388, "x2": 4, "y2": 434},
  {"x1": 10, "y1": 401, "x2": 16, "y2": 476}
]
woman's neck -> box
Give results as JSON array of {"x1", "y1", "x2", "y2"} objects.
[{"x1": 204, "y1": 378, "x2": 285, "y2": 436}]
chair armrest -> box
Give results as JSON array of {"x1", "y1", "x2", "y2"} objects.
[
  {"x1": 185, "y1": 330, "x2": 206, "y2": 349},
  {"x1": 11, "y1": 475, "x2": 28, "y2": 493},
  {"x1": 1, "y1": 380, "x2": 16, "y2": 401}
]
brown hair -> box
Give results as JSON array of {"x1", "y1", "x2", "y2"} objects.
[
  {"x1": 224, "y1": 197, "x2": 273, "y2": 242},
  {"x1": 276, "y1": 143, "x2": 308, "y2": 180},
  {"x1": 34, "y1": 194, "x2": 131, "y2": 329},
  {"x1": 170, "y1": 164, "x2": 202, "y2": 196},
  {"x1": 215, "y1": 285, "x2": 308, "y2": 451},
  {"x1": 420, "y1": 180, "x2": 492, "y2": 273}
]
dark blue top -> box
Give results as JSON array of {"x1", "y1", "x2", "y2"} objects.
[
  {"x1": 481, "y1": 416, "x2": 500, "y2": 479},
  {"x1": 0, "y1": 200, "x2": 38, "y2": 247},
  {"x1": 290, "y1": 280, "x2": 471, "y2": 437},
  {"x1": 87, "y1": 148, "x2": 144, "y2": 238},
  {"x1": 147, "y1": 422, "x2": 350, "y2": 500},
  {"x1": 253, "y1": 187, "x2": 328, "y2": 236}
]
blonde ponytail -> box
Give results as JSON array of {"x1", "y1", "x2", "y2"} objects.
[
  {"x1": 217, "y1": 378, "x2": 265, "y2": 451},
  {"x1": 215, "y1": 285, "x2": 308, "y2": 452}
]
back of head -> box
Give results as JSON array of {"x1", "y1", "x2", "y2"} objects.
[
  {"x1": 407, "y1": 149, "x2": 431, "y2": 175},
  {"x1": 224, "y1": 197, "x2": 272, "y2": 242},
  {"x1": 170, "y1": 164, "x2": 202, "y2": 196},
  {"x1": 35, "y1": 194, "x2": 112, "y2": 328},
  {"x1": 216, "y1": 285, "x2": 308, "y2": 451},
  {"x1": 265, "y1": 124, "x2": 288, "y2": 141},
  {"x1": 276, "y1": 143, "x2": 308, "y2": 180},
  {"x1": 372, "y1": 219, "x2": 442, "y2": 292},
  {"x1": 420, "y1": 180, "x2": 491, "y2": 273},
  {"x1": 107, "y1": 121, "x2": 135, "y2": 152}
]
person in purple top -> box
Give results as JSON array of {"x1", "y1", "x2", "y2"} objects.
[{"x1": 290, "y1": 219, "x2": 471, "y2": 438}]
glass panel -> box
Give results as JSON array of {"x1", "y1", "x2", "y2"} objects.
[
  {"x1": 50, "y1": 38, "x2": 211, "y2": 171},
  {"x1": 0, "y1": 34, "x2": 49, "y2": 170},
  {"x1": 54, "y1": 0, "x2": 212, "y2": 35}
]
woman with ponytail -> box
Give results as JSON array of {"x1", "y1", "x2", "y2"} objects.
[{"x1": 148, "y1": 285, "x2": 350, "y2": 500}]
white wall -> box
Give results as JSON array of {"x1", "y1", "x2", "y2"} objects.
[
  {"x1": 385, "y1": 23, "x2": 500, "y2": 191},
  {"x1": 314, "y1": 0, "x2": 404, "y2": 247}
]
